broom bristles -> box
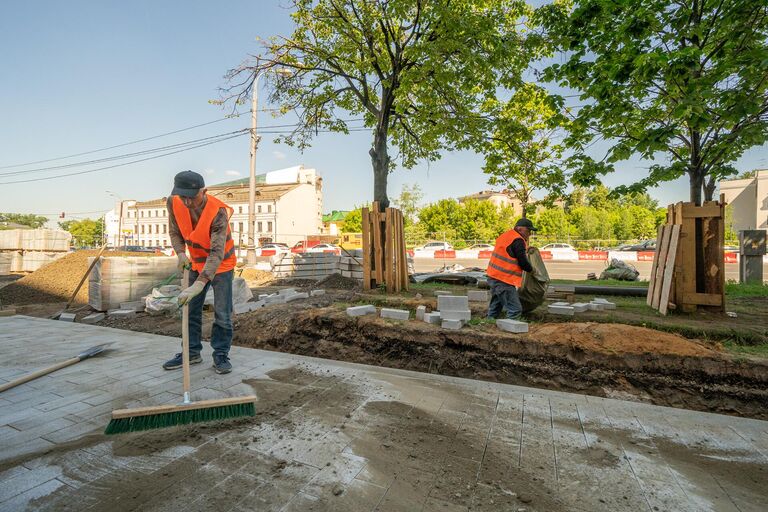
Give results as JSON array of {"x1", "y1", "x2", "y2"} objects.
[{"x1": 105, "y1": 402, "x2": 255, "y2": 435}]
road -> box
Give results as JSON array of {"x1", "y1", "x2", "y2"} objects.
[{"x1": 413, "y1": 257, "x2": 768, "y2": 282}]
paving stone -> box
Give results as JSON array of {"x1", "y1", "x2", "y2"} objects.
[
  {"x1": 285, "y1": 292, "x2": 310, "y2": 303},
  {"x1": 442, "y1": 319, "x2": 464, "y2": 330},
  {"x1": 58, "y1": 312, "x2": 76, "y2": 322},
  {"x1": 107, "y1": 309, "x2": 135, "y2": 319},
  {"x1": 265, "y1": 295, "x2": 286, "y2": 304},
  {"x1": 591, "y1": 298, "x2": 616, "y2": 310},
  {"x1": 310, "y1": 289, "x2": 326, "y2": 296},
  {"x1": 548, "y1": 305, "x2": 575, "y2": 316},
  {"x1": 380, "y1": 308, "x2": 409, "y2": 321},
  {"x1": 234, "y1": 302, "x2": 253, "y2": 315},
  {"x1": 423, "y1": 312, "x2": 441, "y2": 325},
  {"x1": 258, "y1": 294, "x2": 270, "y2": 300},
  {"x1": 496, "y1": 319, "x2": 529, "y2": 333},
  {"x1": 467, "y1": 290, "x2": 489, "y2": 302},
  {"x1": 119, "y1": 301, "x2": 145, "y2": 312},
  {"x1": 570, "y1": 302, "x2": 590, "y2": 313},
  {"x1": 415, "y1": 305, "x2": 426, "y2": 321},
  {"x1": 278, "y1": 288, "x2": 297, "y2": 296},
  {"x1": 437, "y1": 295, "x2": 470, "y2": 312},
  {"x1": 440, "y1": 310, "x2": 471, "y2": 322},
  {"x1": 549, "y1": 301, "x2": 571, "y2": 307},
  {"x1": 80, "y1": 313, "x2": 105, "y2": 324},
  {"x1": 346, "y1": 305, "x2": 376, "y2": 317},
  {"x1": 587, "y1": 302, "x2": 605, "y2": 311}
]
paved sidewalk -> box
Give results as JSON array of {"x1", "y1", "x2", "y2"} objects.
[{"x1": 0, "y1": 316, "x2": 766, "y2": 511}]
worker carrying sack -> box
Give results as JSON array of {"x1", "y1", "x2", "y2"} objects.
[{"x1": 519, "y1": 247, "x2": 551, "y2": 313}]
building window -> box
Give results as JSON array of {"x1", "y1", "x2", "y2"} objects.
[
  {"x1": 267, "y1": 205, "x2": 272, "y2": 213},
  {"x1": 238, "y1": 206, "x2": 243, "y2": 214},
  {"x1": 267, "y1": 221, "x2": 273, "y2": 232},
  {"x1": 141, "y1": 210, "x2": 144, "y2": 218},
  {"x1": 230, "y1": 222, "x2": 235, "y2": 233},
  {"x1": 163, "y1": 224, "x2": 167, "y2": 234},
  {"x1": 141, "y1": 225, "x2": 145, "y2": 234},
  {"x1": 258, "y1": 205, "x2": 262, "y2": 213},
  {"x1": 238, "y1": 222, "x2": 243, "y2": 233},
  {"x1": 257, "y1": 222, "x2": 263, "y2": 232}
]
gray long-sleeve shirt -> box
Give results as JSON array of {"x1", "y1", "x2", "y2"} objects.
[{"x1": 167, "y1": 196, "x2": 229, "y2": 282}]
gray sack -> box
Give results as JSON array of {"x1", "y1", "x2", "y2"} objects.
[{"x1": 519, "y1": 247, "x2": 551, "y2": 313}]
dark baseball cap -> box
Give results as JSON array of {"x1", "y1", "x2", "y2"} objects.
[
  {"x1": 172, "y1": 170, "x2": 205, "y2": 198},
  {"x1": 515, "y1": 218, "x2": 538, "y2": 231}
]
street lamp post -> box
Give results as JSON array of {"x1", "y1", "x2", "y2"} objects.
[
  {"x1": 246, "y1": 66, "x2": 293, "y2": 266},
  {"x1": 106, "y1": 190, "x2": 124, "y2": 249}
]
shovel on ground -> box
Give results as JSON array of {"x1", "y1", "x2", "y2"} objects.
[
  {"x1": 0, "y1": 344, "x2": 110, "y2": 393},
  {"x1": 50, "y1": 242, "x2": 108, "y2": 320}
]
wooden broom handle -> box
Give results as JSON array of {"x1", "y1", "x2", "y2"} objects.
[
  {"x1": 65, "y1": 242, "x2": 109, "y2": 311},
  {"x1": 0, "y1": 357, "x2": 80, "y2": 393},
  {"x1": 182, "y1": 269, "x2": 191, "y2": 398}
]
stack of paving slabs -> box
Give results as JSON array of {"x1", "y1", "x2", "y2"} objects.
[
  {"x1": 0, "y1": 229, "x2": 72, "y2": 274},
  {"x1": 88, "y1": 256, "x2": 178, "y2": 311}
]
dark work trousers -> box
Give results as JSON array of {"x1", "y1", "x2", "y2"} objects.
[
  {"x1": 185, "y1": 269, "x2": 233, "y2": 357},
  {"x1": 486, "y1": 276, "x2": 523, "y2": 320}
]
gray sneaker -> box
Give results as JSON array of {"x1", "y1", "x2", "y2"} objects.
[
  {"x1": 213, "y1": 354, "x2": 232, "y2": 374},
  {"x1": 162, "y1": 353, "x2": 202, "y2": 370}
]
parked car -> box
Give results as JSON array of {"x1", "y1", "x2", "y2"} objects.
[
  {"x1": 306, "y1": 243, "x2": 341, "y2": 254},
  {"x1": 120, "y1": 245, "x2": 156, "y2": 253},
  {"x1": 724, "y1": 244, "x2": 739, "y2": 252},
  {"x1": 414, "y1": 241, "x2": 454, "y2": 251},
  {"x1": 618, "y1": 240, "x2": 657, "y2": 251},
  {"x1": 540, "y1": 243, "x2": 576, "y2": 252},
  {"x1": 257, "y1": 243, "x2": 290, "y2": 256},
  {"x1": 467, "y1": 243, "x2": 494, "y2": 251}
]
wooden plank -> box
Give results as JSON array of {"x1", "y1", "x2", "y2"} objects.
[
  {"x1": 651, "y1": 225, "x2": 671, "y2": 309},
  {"x1": 384, "y1": 208, "x2": 394, "y2": 292},
  {"x1": 682, "y1": 292, "x2": 723, "y2": 306},
  {"x1": 659, "y1": 225, "x2": 681, "y2": 316},
  {"x1": 372, "y1": 202, "x2": 383, "y2": 284},
  {"x1": 680, "y1": 203, "x2": 697, "y2": 312},
  {"x1": 399, "y1": 210, "x2": 409, "y2": 291},
  {"x1": 647, "y1": 225, "x2": 666, "y2": 306},
  {"x1": 362, "y1": 207, "x2": 372, "y2": 290},
  {"x1": 719, "y1": 194, "x2": 726, "y2": 311},
  {"x1": 681, "y1": 203, "x2": 721, "y2": 218}
]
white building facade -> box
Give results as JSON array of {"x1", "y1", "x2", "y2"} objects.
[
  {"x1": 113, "y1": 166, "x2": 323, "y2": 248},
  {"x1": 720, "y1": 170, "x2": 768, "y2": 232}
]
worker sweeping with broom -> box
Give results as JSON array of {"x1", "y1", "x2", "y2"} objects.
[
  {"x1": 105, "y1": 170, "x2": 254, "y2": 435},
  {"x1": 164, "y1": 170, "x2": 237, "y2": 375}
]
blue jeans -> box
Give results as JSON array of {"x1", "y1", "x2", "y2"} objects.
[
  {"x1": 185, "y1": 269, "x2": 233, "y2": 357},
  {"x1": 486, "y1": 276, "x2": 522, "y2": 320}
]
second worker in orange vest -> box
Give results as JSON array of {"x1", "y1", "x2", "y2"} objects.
[
  {"x1": 486, "y1": 218, "x2": 536, "y2": 320},
  {"x1": 162, "y1": 170, "x2": 238, "y2": 375}
]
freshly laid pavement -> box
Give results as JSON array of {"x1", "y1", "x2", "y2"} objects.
[{"x1": 1, "y1": 316, "x2": 766, "y2": 511}]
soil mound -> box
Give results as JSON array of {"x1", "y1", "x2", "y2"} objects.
[
  {"x1": 0, "y1": 250, "x2": 158, "y2": 305},
  {"x1": 237, "y1": 267, "x2": 274, "y2": 285},
  {"x1": 315, "y1": 272, "x2": 360, "y2": 290},
  {"x1": 529, "y1": 322, "x2": 716, "y2": 357}
]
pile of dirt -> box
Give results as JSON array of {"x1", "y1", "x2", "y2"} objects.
[
  {"x1": 529, "y1": 322, "x2": 716, "y2": 357},
  {"x1": 315, "y1": 272, "x2": 360, "y2": 290},
  {"x1": 0, "y1": 250, "x2": 159, "y2": 305},
  {"x1": 236, "y1": 267, "x2": 274, "y2": 285}
]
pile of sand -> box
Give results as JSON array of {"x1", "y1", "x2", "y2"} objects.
[
  {"x1": 529, "y1": 322, "x2": 717, "y2": 357},
  {"x1": 0, "y1": 250, "x2": 159, "y2": 305},
  {"x1": 237, "y1": 267, "x2": 274, "y2": 285},
  {"x1": 315, "y1": 273, "x2": 360, "y2": 290}
]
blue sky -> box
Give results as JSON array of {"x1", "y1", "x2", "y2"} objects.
[{"x1": 1, "y1": 1, "x2": 766, "y2": 225}]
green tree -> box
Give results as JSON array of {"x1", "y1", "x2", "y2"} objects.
[
  {"x1": 736, "y1": 170, "x2": 758, "y2": 180},
  {"x1": 541, "y1": 0, "x2": 768, "y2": 205},
  {"x1": 341, "y1": 208, "x2": 363, "y2": 233},
  {"x1": 223, "y1": 0, "x2": 532, "y2": 210},
  {"x1": 535, "y1": 207, "x2": 573, "y2": 240},
  {"x1": 59, "y1": 218, "x2": 104, "y2": 247},
  {"x1": 480, "y1": 83, "x2": 568, "y2": 217},
  {"x1": 0, "y1": 213, "x2": 48, "y2": 229},
  {"x1": 393, "y1": 183, "x2": 424, "y2": 225}
]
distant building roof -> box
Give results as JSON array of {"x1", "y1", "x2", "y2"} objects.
[
  {"x1": 322, "y1": 210, "x2": 350, "y2": 223},
  {"x1": 213, "y1": 174, "x2": 266, "y2": 187},
  {"x1": 458, "y1": 190, "x2": 522, "y2": 202},
  {"x1": 133, "y1": 182, "x2": 300, "y2": 208}
]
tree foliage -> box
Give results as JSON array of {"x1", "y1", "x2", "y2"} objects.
[
  {"x1": 341, "y1": 208, "x2": 363, "y2": 233},
  {"x1": 59, "y1": 218, "x2": 104, "y2": 247},
  {"x1": 223, "y1": 0, "x2": 532, "y2": 209},
  {"x1": 0, "y1": 213, "x2": 48, "y2": 229},
  {"x1": 393, "y1": 183, "x2": 424, "y2": 225},
  {"x1": 540, "y1": 0, "x2": 768, "y2": 205},
  {"x1": 480, "y1": 83, "x2": 569, "y2": 217},
  {"x1": 417, "y1": 199, "x2": 517, "y2": 246}
]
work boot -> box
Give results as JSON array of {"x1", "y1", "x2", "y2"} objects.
[
  {"x1": 212, "y1": 353, "x2": 232, "y2": 374},
  {"x1": 162, "y1": 352, "x2": 202, "y2": 370}
]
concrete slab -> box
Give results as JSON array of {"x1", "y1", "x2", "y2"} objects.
[
  {"x1": 380, "y1": 308, "x2": 409, "y2": 321},
  {"x1": 310, "y1": 289, "x2": 326, "y2": 297},
  {"x1": 119, "y1": 301, "x2": 145, "y2": 312},
  {"x1": 285, "y1": 292, "x2": 309, "y2": 303},
  {"x1": 591, "y1": 298, "x2": 616, "y2": 310},
  {"x1": 441, "y1": 319, "x2": 463, "y2": 330},
  {"x1": 58, "y1": 312, "x2": 76, "y2": 322},
  {"x1": 346, "y1": 305, "x2": 376, "y2": 317},
  {"x1": 0, "y1": 316, "x2": 767, "y2": 512},
  {"x1": 423, "y1": 312, "x2": 441, "y2": 325},
  {"x1": 467, "y1": 290, "x2": 488, "y2": 302},
  {"x1": 440, "y1": 310, "x2": 471, "y2": 322},
  {"x1": 278, "y1": 288, "x2": 298, "y2": 296},
  {"x1": 415, "y1": 305, "x2": 426, "y2": 321},
  {"x1": 570, "y1": 302, "x2": 590, "y2": 313},
  {"x1": 80, "y1": 313, "x2": 105, "y2": 324},
  {"x1": 496, "y1": 319, "x2": 528, "y2": 333},
  {"x1": 548, "y1": 305, "x2": 575, "y2": 316},
  {"x1": 437, "y1": 295, "x2": 469, "y2": 312}
]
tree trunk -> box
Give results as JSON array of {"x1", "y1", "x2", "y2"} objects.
[
  {"x1": 703, "y1": 177, "x2": 716, "y2": 202},
  {"x1": 369, "y1": 126, "x2": 390, "y2": 212},
  {"x1": 688, "y1": 170, "x2": 704, "y2": 206}
]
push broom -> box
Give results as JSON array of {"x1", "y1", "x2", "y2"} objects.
[{"x1": 105, "y1": 269, "x2": 255, "y2": 435}]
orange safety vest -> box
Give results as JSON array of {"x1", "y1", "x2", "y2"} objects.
[
  {"x1": 171, "y1": 195, "x2": 237, "y2": 274},
  {"x1": 486, "y1": 229, "x2": 526, "y2": 287}
]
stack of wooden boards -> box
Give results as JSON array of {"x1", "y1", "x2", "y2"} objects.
[{"x1": 361, "y1": 202, "x2": 409, "y2": 293}]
